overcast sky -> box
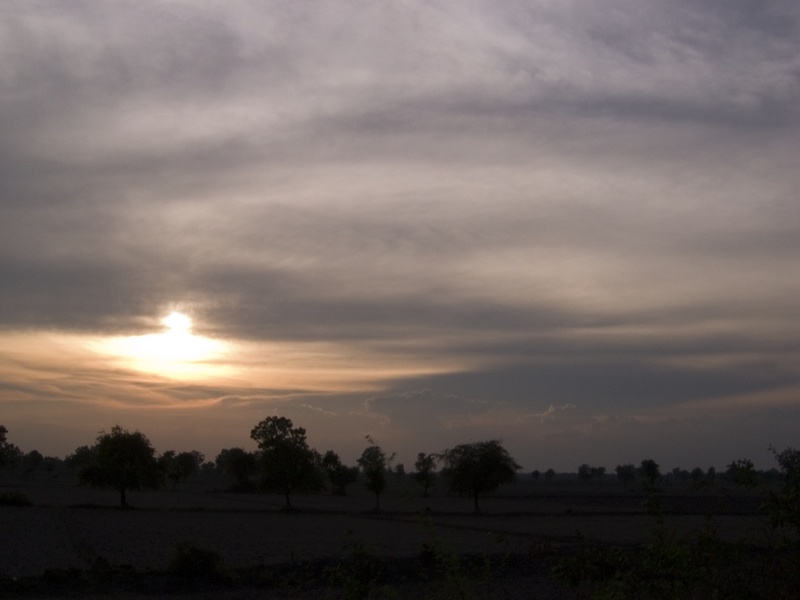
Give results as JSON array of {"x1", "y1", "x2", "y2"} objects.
[{"x1": 1, "y1": 1, "x2": 799, "y2": 471}]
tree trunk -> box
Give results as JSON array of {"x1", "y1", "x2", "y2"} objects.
[
  {"x1": 473, "y1": 492, "x2": 480, "y2": 513},
  {"x1": 284, "y1": 489, "x2": 292, "y2": 511},
  {"x1": 120, "y1": 487, "x2": 128, "y2": 508},
  {"x1": 375, "y1": 492, "x2": 380, "y2": 511}
]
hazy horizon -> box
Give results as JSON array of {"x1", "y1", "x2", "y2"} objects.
[{"x1": 2, "y1": 1, "x2": 799, "y2": 472}]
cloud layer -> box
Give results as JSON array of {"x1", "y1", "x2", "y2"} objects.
[{"x1": 1, "y1": 1, "x2": 799, "y2": 469}]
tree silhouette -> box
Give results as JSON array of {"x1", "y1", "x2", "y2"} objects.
[
  {"x1": 690, "y1": 466, "x2": 705, "y2": 486},
  {"x1": 615, "y1": 464, "x2": 636, "y2": 490},
  {"x1": 357, "y1": 437, "x2": 393, "y2": 511},
  {"x1": 414, "y1": 452, "x2": 438, "y2": 497},
  {"x1": 765, "y1": 446, "x2": 800, "y2": 537},
  {"x1": 22, "y1": 450, "x2": 43, "y2": 477},
  {"x1": 250, "y1": 416, "x2": 325, "y2": 510},
  {"x1": 637, "y1": 459, "x2": 661, "y2": 489},
  {"x1": 159, "y1": 451, "x2": 183, "y2": 489},
  {"x1": 322, "y1": 450, "x2": 359, "y2": 496},
  {"x1": 175, "y1": 450, "x2": 204, "y2": 482},
  {"x1": 78, "y1": 425, "x2": 163, "y2": 507},
  {"x1": 440, "y1": 440, "x2": 520, "y2": 512},
  {"x1": 215, "y1": 447, "x2": 257, "y2": 491},
  {"x1": 0, "y1": 425, "x2": 21, "y2": 469},
  {"x1": 64, "y1": 445, "x2": 98, "y2": 471}
]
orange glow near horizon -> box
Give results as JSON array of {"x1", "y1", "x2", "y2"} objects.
[{"x1": 95, "y1": 311, "x2": 233, "y2": 380}]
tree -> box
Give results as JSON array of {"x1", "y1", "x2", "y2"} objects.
[
  {"x1": 22, "y1": 450, "x2": 44, "y2": 477},
  {"x1": 43, "y1": 456, "x2": 61, "y2": 478},
  {"x1": 414, "y1": 452, "x2": 438, "y2": 497},
  {"x1": 544, "y1": 468, "x2": 556, "y2": 481},
  {"x1": 357, "y1": 438, "x2": 394, "y2": 511},
  {"x1": 725, "y1": 459, "x2": 760, "y2": 489},
  {"x1": 690, "y1": 467, "x2": 706, "y2": 486},
  {"x1": 578, "y1": 464, "x2": 605, "y2": 483},
  {"x1": 322, "y1": 450, "x2": 359, "y2": 496},
  {"x1": 578, "y1": 463, "x2": 593, "y2": 482},
  {"x1": 175, "y1": 450, "x2": 204, "y2": 483},
  {"x1": 0, "y1": 425, "x2": 21, "y2": 469},
  {"x1": 615, "y1": 464, "x2": 636, "y2": 490},
  {"x1": 250, "y1": 416, "x2": 325, "y2": 509},
  {"x1": 531, "y1": 469, "x2": 541, "y2": 480},
  {"x1": 215, "y1": 447, "x2": 257, "y2": 491},
  {"x1": 637, "y1": 459, "x2": 661, "y2": 489},
  {"x1": 765, "y1": 446, "x2": 800, "y2": 537},
  {"x1": 64, "y1": 445, "x2": 98, "y2": 471},
  {"x1": 79, "y1": 425, "x2": 163, "y2": 507},
  {"x1": 159, "y1": 451, "x2": 182, "y2": 489},
  {"x1": 440, "y1": 440, "x2": 520, "y2": 512}
]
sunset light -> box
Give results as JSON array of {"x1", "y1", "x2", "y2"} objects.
[{"x1": 96, "y1": 311, "x2": 230, "y2": 380}]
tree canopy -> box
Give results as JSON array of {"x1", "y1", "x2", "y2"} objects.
[
  {"x1": 215, "y1": 447, "x2": 257, "y2": 491},
  {"x1": 440, "y1": 440, "x2": 520, "y2": 512},
  {"x1": 637, "y1": 459, "x2": 662, "y2": 489},
  {"x1": 357, "y1": 438, "x2": 394, "y2": 510},
  {"x1": 0, "y1": 425, "x2": 21, "y2": 468},
  {"x1": 414, "y1": 452, "x2": 438, "y2": 497},
  {"x1": 250, "y1": 416, "x2": 325, "y2": 509},
  {"x1": 78, "y1": 425, "x2": 162, "y2": 507},
  {"x1": 615, "y1": 464, "x2": 636, "y2": 489},
  {"x1": 322, "y1": 450, "x2": 359, "y2": 496}
]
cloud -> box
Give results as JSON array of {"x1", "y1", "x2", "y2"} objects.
[{"x1": 1, "y1": 1, "x2": 800, "y2": 468}]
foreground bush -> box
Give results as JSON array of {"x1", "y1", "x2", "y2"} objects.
[{"x1": 0, "y1": 490, "x2": 33, "y2": 506}]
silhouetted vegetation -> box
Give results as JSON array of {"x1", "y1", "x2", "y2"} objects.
[
  {"x1": 322, "y1": 450, "x2": 359, "y2": 496},
  {"x1": 250, "y1": 416, "x2": 325, "y2": 509},
  {"x1": 159, "y1": 450, "x2": 205, "y2": 489},
  {"x1": 440, "y1": 440, "x2": 520, "y2": 512},
  {"x1": 0, "y1": 425, "x2": 21, "y2": 469},
  {"x1": 414, "y1": 452, "x2": 438, "y2": 497},
  {"x1": 0, "y1": 490, "x2": 32, "y2": 506},
  {"x1": 615, "y1": 463, "x2": 636, "y2": 489},
  {"x1": 8, "y1": 418, "x2": 800, "y2": 598},
  {"x1": 215, "y1": 447, "x2": 257, "y2": 491},
  {"x1": 637, "y1": 458, "x2": 662, "y2": 489},
  {"x1": 77, "y1": 425, "x2": 162, "y2": 507},
  {"x1": 357, "y1": 437, "x2": 394, "y2": 511}
]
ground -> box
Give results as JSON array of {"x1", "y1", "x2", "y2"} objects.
[{"x1": 0, "y1": 472, "x2": 791, "y2": 598}]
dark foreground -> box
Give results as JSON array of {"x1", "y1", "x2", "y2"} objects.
[{"x1": 1, "y1": 476, "x2": 798, "y2": 598}]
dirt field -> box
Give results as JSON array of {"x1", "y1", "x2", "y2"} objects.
[{"x1": 0, "y1": 474, "x2": 787, "y2": 598}]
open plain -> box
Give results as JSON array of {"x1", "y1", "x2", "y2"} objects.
[{"x1": 0, "y1": 473, "x2": 790, "y2": 598}]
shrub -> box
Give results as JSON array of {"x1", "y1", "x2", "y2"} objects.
[
  {"x1": 169, "y1": 542, "x2": 228, "y2": 581},
  {"x1": 0, "y1": 490, "x2": 33, "y2": 506}
]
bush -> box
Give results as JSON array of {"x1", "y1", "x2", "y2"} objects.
[
  {"x1": 0, "y1": 490, "x2": 33, "y2": 506},
  {"x1": 169, "y1": 542, "x2": 228, "y2": 581}
]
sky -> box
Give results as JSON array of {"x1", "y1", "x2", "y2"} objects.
[{"x1": 1, "y1": 1, "x2": 799, "y2": 472}]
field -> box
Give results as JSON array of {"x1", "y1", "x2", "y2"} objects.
[{"x1": 0, "y1": 472, "x2": 795, "y2": 598}]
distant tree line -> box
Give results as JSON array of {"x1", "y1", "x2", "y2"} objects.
[
  {"x1": 0, "y1": 419, "x2": 521, "y2": 512},
  {"x1": 2, "y1": 421, "x2": 799, "y2": 528}
]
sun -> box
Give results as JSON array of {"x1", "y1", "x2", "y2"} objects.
[
  {"x1": 95, "y1": 310, "x2": 229, "y2": 379},
  {"x1": 162, "y1": 311, "x2": 192, "y2": 333}
]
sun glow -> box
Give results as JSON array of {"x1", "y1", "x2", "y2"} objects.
[{"x1": 97, "y1": 311, "x2": 230, "y2": 380}]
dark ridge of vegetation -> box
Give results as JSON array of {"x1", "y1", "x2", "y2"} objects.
[
  {"x1": 1, "y1": 540, "x2": 798, "y2": 600},
  {"x1": 0, "y1": 490, "x2": 33, "y2": 506},
  {"x1": 0, "y1": 548, "x2": 562, "y2": 599}
]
